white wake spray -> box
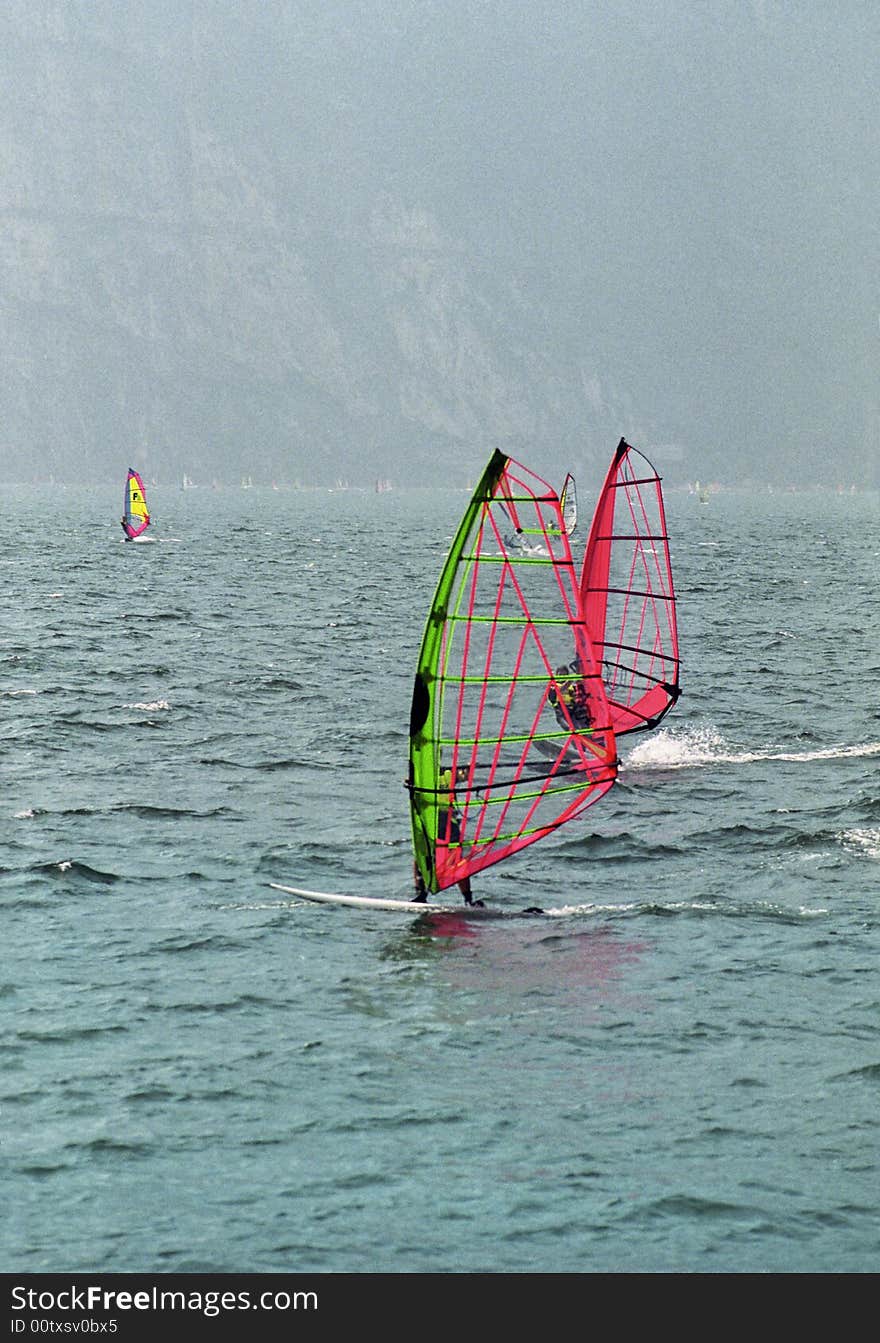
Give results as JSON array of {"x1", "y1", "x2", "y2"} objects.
[{"x1": 622, "y1": 726, "x2": 880, "y2": 770}]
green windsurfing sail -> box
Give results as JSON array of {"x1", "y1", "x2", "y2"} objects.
[{"x1": 407, "y1": 452, "x2": 618, "y2": 894}]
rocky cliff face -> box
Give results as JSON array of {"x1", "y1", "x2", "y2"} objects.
[
  {"x1": 6, "y1": 4, "x2": 872, "y2": 489},
  {"x1": 0, "y1": 3, "x2": 652, "y2": 486}
]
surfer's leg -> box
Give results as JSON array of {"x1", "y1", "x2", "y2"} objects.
[
  {"x1": 412, "y1": 863, "x2": 428, "y2": 903},
  {"x1": 459, "y1": 877, "x2": 483, "y2": 908}
]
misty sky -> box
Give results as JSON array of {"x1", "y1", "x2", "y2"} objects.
[{"x1": 1, "y1": 0, "x2": 878, "y2": 485}]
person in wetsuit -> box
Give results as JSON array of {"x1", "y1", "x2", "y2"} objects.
[
  {"x1": 548, "y1": 661, "x2": 593, "y2": 731},
  {"x1": 412, "y1": 764, "x2": 480, "y2": 906}
]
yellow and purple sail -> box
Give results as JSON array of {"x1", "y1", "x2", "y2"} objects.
[
  {"x1": 579, "y1": 439, "x2": 680, "y2": 736},
  {"x1": 408, "y1": 452, "x2": 618, "y2": 895},
  {"x1": 122, "y1": 468, "x2": 151, "y2": 540}
]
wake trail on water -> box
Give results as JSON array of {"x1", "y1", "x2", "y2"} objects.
[{"x1": 622, "y1": 726, "x2": 880, "y2": 771}]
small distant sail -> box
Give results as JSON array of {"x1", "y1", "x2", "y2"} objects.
[
  {"x1": 579, "y1": 439, "x2": 680, "y2": 736},
  {"x1": 560, "y1": 472, "x2": 578, "y2": 536},
  {"x1": 408, "y1": 452, "x2": 618, "y2": 895},
  {"x1": 122, "y1": 469, "x2": 151, "y2": 540}
]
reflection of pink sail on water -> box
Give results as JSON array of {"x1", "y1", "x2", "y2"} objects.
[
  {"x1": 579, "y1": 439, "x2": 680, "y2": 737},
  {"x1": 122, "y1": 468, "x2": 151, "y2": 540}
]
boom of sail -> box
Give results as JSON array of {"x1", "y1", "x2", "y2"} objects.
[
  {"x1": 408, "y1": 452, "x2": 618, "y2": 895},
  {"x1": 579, "y1": 439, "x2": 680, "y2": 736}
]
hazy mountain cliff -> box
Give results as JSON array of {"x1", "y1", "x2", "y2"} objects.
[{"x1": 1, "y1": 2, "x2": 876, "y2": 487}]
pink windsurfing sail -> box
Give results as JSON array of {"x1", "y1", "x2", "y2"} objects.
[
  {"x1": 579, "y1": 439, "x2": 680, "y2": 736},
  {"x1": 121, "y1": 468, "x2": 150, "y2": 540},
  {"x1": 408, "y1": 451, "x2": 618, "y2": 894}
]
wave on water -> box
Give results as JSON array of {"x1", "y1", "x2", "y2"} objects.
[
  {"x1": 121, "y1": 700, "x2": 171, "y2": 711},
  {"x1": 39, "y1": 859, "x2": 118, "y2": 885},
  {"x1": 623, "y1": 726, "x2": 880, "y2": 771}
]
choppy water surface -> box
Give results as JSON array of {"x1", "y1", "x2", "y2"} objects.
[{"x1": 2, "y1": 480, "x2": 879, "y2": 1273}]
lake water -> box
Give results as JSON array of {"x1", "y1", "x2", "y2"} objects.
[{"x1": 2, "y1": 478, "x2": 879, "y2": 1274}]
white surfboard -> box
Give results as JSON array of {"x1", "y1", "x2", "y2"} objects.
[
  {"x1": 268, "y1": 882, "x2": 597, "y2": 919},
  {"x1": 269, "y1": 882, "x2": 480, "y2": 914}
]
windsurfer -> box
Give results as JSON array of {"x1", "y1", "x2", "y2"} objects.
[
  {"x1": 548, "y1": 662, "x2": 592, "y2": 731},
  {"x1": 411, "y1": 862, "x2": 478, "y2": 906},
  {"x1": 413, "y1": 874, "x2": 479, "y2": 907},
  {"x1": 411, "y1": 764, "x2": 482, "y2": 906}
]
